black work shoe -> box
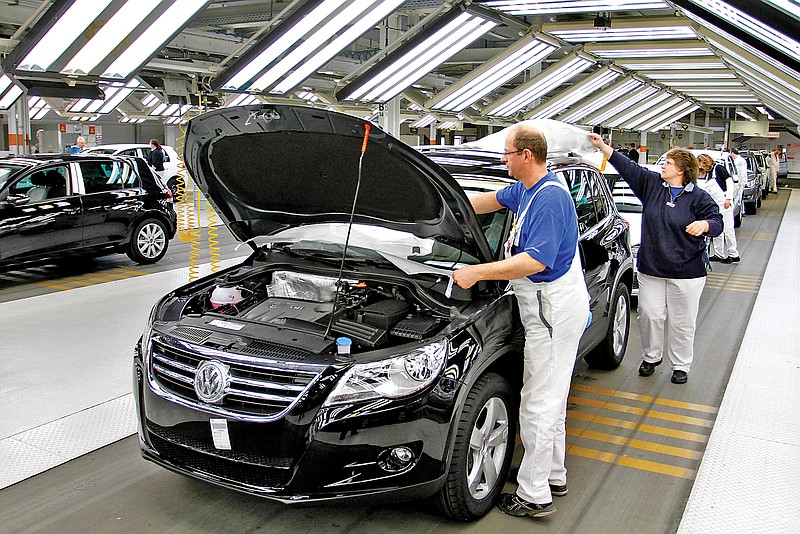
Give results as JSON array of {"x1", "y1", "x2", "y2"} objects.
[
  {"x1": 728, "y1": 256, "x2": 740, "y2": 263},
  {"x1": 671, "y1": 370, "x2": 688, "y2": 384},
  {"x1": 497, "y1": 493, "x2": 556, "y2": 518},
  {"x1": 708, "y1": 255, "x2": 724, "y2": 262},
  {"x1": 638, "y1": 359, "x2": 662, "y2": 376},
  {"x1": 549, "y1": 483, "x2": 568, "y2": 497}
]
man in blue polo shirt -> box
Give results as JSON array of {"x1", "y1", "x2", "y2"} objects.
[{"x1": 453, "y1": 124, "x2": 589, "y2": 520}]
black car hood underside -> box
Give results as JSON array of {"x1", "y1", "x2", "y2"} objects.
[{"x1": 183, "y1": 105, "x2": 492, "y2": 263}]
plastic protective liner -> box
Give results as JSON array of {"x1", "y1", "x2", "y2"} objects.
[{"x1": 267, "y1": 271, "x2": 341, "y2": 302}]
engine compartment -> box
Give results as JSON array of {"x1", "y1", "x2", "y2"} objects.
[{"x1": 171, "y1": 266, "x2": 452, "y2": 356}]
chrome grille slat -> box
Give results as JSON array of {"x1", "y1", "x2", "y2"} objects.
[{"x1": 149, "y1": 338, "x2": 325, "y2": 419}]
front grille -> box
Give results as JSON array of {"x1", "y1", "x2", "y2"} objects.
[
  {"x1": 150, "y1": 338, "x2": 322, "y2": 418},
  {"x1": 147, "y1": 421, "x2": 292, "y2": 468},
  {"x1": 149, "y1": 433, "x2": 291, "y2": 488}
]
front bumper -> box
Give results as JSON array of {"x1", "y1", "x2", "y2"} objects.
[
  {"x1": 742, "y1": 183, "x2": 758, "y2": 205},
  {"x1": 133, "y1": 356, "x2": 456, "y2": 504}
]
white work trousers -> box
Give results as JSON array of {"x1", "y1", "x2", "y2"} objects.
[
  {"x1": 638, "y1": 272, "x2": 705, "y2": 372},
  {"x1": 713, "y1": 204, "x2": 739, "y2": 259},
  {"x1": 511, "y1": 259, "x2": 588, "y2": 504}
]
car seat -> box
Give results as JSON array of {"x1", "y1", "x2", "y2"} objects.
[
  {"x1": 43, "y1": 170, "x2": 67, "y2": 199},
  {"x1": 26, "y1": 171, "x2": 50, "y2": 201}
]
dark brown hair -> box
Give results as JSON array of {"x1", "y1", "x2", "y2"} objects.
[
  {"x1": 510, "y1": 124, "x2": 548, "y2": 164},
  {"x1": 668, "y1": 148, "x2": 699, "y2": 185},
  {"x1": 149, "y1": 138, "x2": 162, "y2": 149}
]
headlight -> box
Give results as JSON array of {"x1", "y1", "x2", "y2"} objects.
[{"x1": 323, "y1": 341, "x2": 447, "y2": 406}]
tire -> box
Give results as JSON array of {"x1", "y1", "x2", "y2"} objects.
[
  {"x1": 756, "y1": 195, "x2": 762, "y2": 208},
  {"x1": 127, "y1": 218, "x2": 169, "y2": 264},
  {"x1": 585, "y1": 283, "x2": 630, "y2": 370},
  {"x1": 434, "y1": 373, "x2": 516, "y2": 521},
  {"x1": 167, "y1": 177, "x2": 179, "y2": 201},
  {"x1": 733, "y1": 207, "x2": 742, "y2": 228},
  {"x1": 745, "y1": 202, "x2": 757, "y2": 216}
]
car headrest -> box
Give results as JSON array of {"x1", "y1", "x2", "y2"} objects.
[
  {"x1": 43, "y1": 170, "x2": 64, "y2": 186},
  {"x1": 30, "y1": 171, "x2": 48, "y2": 186}
]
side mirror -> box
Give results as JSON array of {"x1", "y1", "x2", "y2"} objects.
[{"x1": 6, "y1": 194, "x2": 31, "y2": 206}]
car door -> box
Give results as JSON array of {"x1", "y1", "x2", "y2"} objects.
[
  {"x1": 76, "y1": 159, "x2": 143, "y2": 247},
  {"x1": 0, "y1": 164, "x2": 83, "y2": 263},
  {"x1": 559, "y1": 167, "x2": 618, "y2": 347}
]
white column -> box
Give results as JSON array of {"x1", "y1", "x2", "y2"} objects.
[{"x1": 9, "y1": 95, "x2": 30, "y2": 155}]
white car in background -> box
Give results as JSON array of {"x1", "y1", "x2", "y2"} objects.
[
  {"x1": 604, "y1": 165, "x2": 641, "y2": 300},
  {"x1": 84, "y1": 143, "x2": 182, "y2": 198}
]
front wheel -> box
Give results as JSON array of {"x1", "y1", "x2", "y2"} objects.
[
  {"x1": 127, "y1": 218, "x2": 168, "y2": 264},
  {"x1": 585, "y1": 283, "x2": 630, "y2": 370},
  {"x1": 733, "y1": 206, "x2": 743, "y2": 228},
  {"x1": 434, "y1": 373, "x2": 516, "y2": 521}
]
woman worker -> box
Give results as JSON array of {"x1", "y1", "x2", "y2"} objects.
[
  {"x1": 697, "y1": 154, "x2": 739, "y2": 263},
  {"x1": 588, "y1": 134, "x2": 723, "y2": 384}
]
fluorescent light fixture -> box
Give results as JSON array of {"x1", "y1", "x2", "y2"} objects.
[
  {"x1": 337, "y1": 8, "x2": 500, "y2": 103},
  {"x1": 584, "y1": 40, "x2": 715, "y2": 58},
  {"x1": 667, "y1": 81, "x2": 744, "y2": 87},
  {"x1": 0, "y1": 74, "x2": 24, "y2": 109},
  {"x1": 428, "y1": 34, "x2": 558, "y2": 112},
  {"x1": 608, "y1": 91, "x2": 674, "y2": 127},
  {"x1": 483, "y1": 53, "x2": 595, "y2": 117},
  {"x1": 411, "y1": 114, "x2": 437, "y2": 128},
  {"x1": 641, "y1": 102, "x2": 700, "y2": 131},
  {"x1": 439, "y1": 120, "x2": 459, "y2": 130},
  {"x1": 524, "y1": 67, "x2": 621, "y2": 120},
  {"x1": 616, "y1": 58, "x2": 727, "y2": 70},
  {"x1": 735, "y1": 108, "x2": 756, "y2": 121},
  {"x1": 297, "y1": 90, "x2": 319, "y2": 102},
  {"x1": 67, "y1": 79, "x2": 140, "y2": 114},
  {"x1": 7, "y1": 0, "x2": 210, "y2": 80},
  {"x1": 543, "y1": 17, "x2": 698, "y2": 43},
  {"x1": 641, "y1": 71, "x2": 737, "y2": 80},
  {"x1": 757, "y1": 106, "x2": 775, "y2": 120},
  {"x1": 623, "y1": 95, "x2": 685, "y2": 130},
  {"x1": 481, "y1": 0, "x2": 670, "y2": 14},
  {"x1": 225, "y1": 93, "x2": 261, "y2": 107},
  {"x1": 585, "y1": 86, "x2": 660, "y2": 126},
  {"x1": 29, "y1": 96, "x2": 52, "y2": 120},
  {"x1": 685, "y1": 0, "x2": 800, "y2": 66},
  {"x1": 215, "y1": 0, "x2": 404, "y2": 94},
  {"x1": 141, "y1": 94, "x2": 160, "y2": 107},
  {"x1": 149, "y1": 103, "x2": 169, "y2": 116},
  {"x1": 559, "y1": 77, "x2": 643, "y2": 123}
]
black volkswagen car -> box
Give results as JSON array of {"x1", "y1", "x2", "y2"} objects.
[
  {"x1": 0, "y1": 153, "x2": 177, "y2": 269},
  {"x1": 134, "y1": 106, "x2": 633, "y2": 520}
]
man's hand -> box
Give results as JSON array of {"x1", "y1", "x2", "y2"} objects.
[
  {"x1": 453, "y1": 265, "x2": 483, "y2": 289},
  {"x1": 685, "y1": 220, "x2": 710, "y2": 236}
]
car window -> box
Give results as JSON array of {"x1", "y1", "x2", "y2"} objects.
[
  {"x1": 463, "y1": 186, "x2": 509, "y2": 258},
  {"x1": 0, "y1": 164, "x2": 25, "y2": 190},
  {"x1": 78, "y1": 161, "x2": 139, "y2": 193},
  {"x1": 560, "y1": 168, "x2": 598, "y2": 234},
  {"x1": 118, "y1": 149, "x2": 138, "y2": 157},
  {"x1": 10, "y1": 165, "x2": 69, "y2": 201}
]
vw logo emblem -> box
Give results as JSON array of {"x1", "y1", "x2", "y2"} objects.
[{"x1": 194, "y1": 360, "x2": 230, "y2": 404}]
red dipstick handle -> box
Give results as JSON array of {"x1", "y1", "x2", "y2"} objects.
[{"x1": 361, "y1": 123, "x2": 371, "y2": 153}]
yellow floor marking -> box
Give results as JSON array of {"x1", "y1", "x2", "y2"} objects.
[
  {"x1": 568, "y1": 410, "x2": 637, "y2": 430},
  {"x1": 567, "y1": 445, "x2": 696, "y2": 479},
  {"x1": 703, "y1": 285, "x2": 758, "y2": 294},
  {"x1": 567, "y1": 426, "x2": 627, "y2": 446},
  {"x1": 56, "y1": 278, "x2": 93, "y2": 287},
  {"x1": 569, "y1": 396, "x2": 714, "y2": 428},
  {"x1": 97, "y1": 271, "x2": 138, "y2": 279},
  {"x1": 707, "y1": 272, "x2": 761, "y2": 280},
  {"x1": 113, "y1": 268, "x2": 147, "y2": 275},
  {"x1": 626, "y1": 439, "x2": 703, "y2": 460},
  {"x1": 637, "y1": 424, "x2": 709, "y2": 444},
  {"x1": 571, "y1": 384, "x2": 718, "y2": 414},
  {"x1": 567, "y1": 411, "x2": 709, "y2": 443},
  {"x1": 73, "y1": 274, "x2": 122, "y2": 283},
  {"x1": 34, "y1": 282, "x2": 76, "y2": 290}
]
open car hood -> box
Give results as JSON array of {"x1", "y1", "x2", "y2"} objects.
[{"x1": 184, "y1": 105, "x2": 493, "y2": 264}]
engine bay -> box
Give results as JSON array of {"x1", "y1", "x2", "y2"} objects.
[{"x1": 169, "y1": 266, "x2": 454, "y2": 356}]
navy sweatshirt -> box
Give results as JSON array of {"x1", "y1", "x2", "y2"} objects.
[{"x1": 609, "y1": 151, "x2": 723, "y2": 279}]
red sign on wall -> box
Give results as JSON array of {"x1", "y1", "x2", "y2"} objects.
[
  {"x1": 59, "y1": 124, "x2": 67, "y2": 133},
  {"x1": 88, "y1": 126, "x2": 96, "y2": 135}
]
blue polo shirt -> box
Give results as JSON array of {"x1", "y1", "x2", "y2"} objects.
[{"x1": 496, "y1": 173, "x2": 579, "y2": 282}]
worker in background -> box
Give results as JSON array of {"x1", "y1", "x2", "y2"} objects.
[{"x1": 627, "y1": 143, "x2": 640, "y2": 163}]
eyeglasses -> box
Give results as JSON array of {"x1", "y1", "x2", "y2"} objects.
[{"x1": 502, "y1": 149, "x2": 525, "y2": 156}]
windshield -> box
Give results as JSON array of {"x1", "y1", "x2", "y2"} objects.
[
  {"x1": 611, "y1": 178, "x2": 642, "y2": 213},
  {"x1": 0, "y1": 164, "x2": 25, "y2": 190}
]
